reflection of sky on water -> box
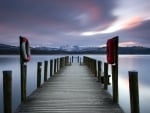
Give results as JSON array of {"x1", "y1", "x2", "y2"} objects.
[
  {"x1": 0, "y1": 55, "x2": 150, "y2": 113},
  {"x1": 119, "y1": 55, "x2": 150, "y2": 86}
]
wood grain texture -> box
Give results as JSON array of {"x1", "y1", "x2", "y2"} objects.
[{"x1": 15, "y1": 63, "x2": 124, "y2": 113}]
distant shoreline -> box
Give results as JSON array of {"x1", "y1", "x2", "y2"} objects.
[
  {"x1": 1, "y1": 53, "x2": 150, "y2": 55},
  {"x1": 1, "y1": 43, "x2": 150, "y2": 55}
]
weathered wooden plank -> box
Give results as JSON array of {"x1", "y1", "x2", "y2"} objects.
[{"x1": 15, "y1": 63, "x2": 124, "y2": 113}]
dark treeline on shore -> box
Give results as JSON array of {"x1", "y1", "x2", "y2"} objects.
[{"x1": 0, "y1": 44, "x2": 150, "y2": 55}]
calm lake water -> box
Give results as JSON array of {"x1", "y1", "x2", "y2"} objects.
[{"x1": 0, "y1": 55, "x2": 150, "y2": 113}]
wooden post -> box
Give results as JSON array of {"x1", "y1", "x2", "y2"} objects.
[
  {"x1": 3, "y1": 71, "x2": 12, "y2": 113},
  {"x1": 97, "y1": 61, "x2": 102, "y2": 82},
  {"x1": 44, "y1": 61, "x2": 48, "y2": 82},
  {"x1": 57, "y1": 58, "x2": 59, "y2": 72},
  {"x1": 104, "y1": 62, "x2": 108, "y2": 89},
  {"x1": 64, "y1": 57, "x2": 66, "y2": 66},
  {"x1": 20, "y1": 37, "x2": 28, "y2": 102},
  {"x1": 37, "y1": 62, "x2": 42, "y2": 88},
  {"x1": 112, "y1": 65, "x2": 118, "y2": 103},
  {"x1": 72, "y1": 56, "x2": 73, "y2": 63},
  {"x1": 70, "y1": 57, "x2": 72, "y2": 65},
  {"x1": 63, "y1": 57, "x2": 65, "y2": 67},
  {"x1": 129, "y1": 71, "x2": 140, "y2": 113},
  {"x1": 67, "y1": 56, "x2": 69, "y2": 64},
  {"x1": 65, "y1": 56, "x2": 67, "y2": 65},
  {"x1": 111, "y1": 36, "x2": 119, "y2": 103},
  {"x1": 91, "y1": 59, "x2": 93, "y2": 73},
  {"x1": 60, "y1": 58, "x2": 62, "y2": 69},
  {"x1": 21, "y1": 64, "x2": 27, "y2": 102},
  {"x1": 80, "y1": 57, "x2": 81, "y2": 65},
  {"x1": 50, "y1": 60, "x2": 53, "y2": 77},
  {"x1": 54, "y1": 59, "x2": 57, "y2": 74},
  {"x1": 94, "y1": 60, "x2": 97, "y2": 77},
  {"x1": 83, "y1": 56, "x2": 85, "y2": 64},
  {"x1": 78, "y1": 56, "x2": 79, "y2": 63}
]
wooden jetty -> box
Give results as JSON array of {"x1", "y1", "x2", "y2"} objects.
[
  {"x1": 15, "y1": 62, "x2": 124, "y2": 113},
  {"x1": 3, "y1": 37, "x2": 140, "y2": 113}
]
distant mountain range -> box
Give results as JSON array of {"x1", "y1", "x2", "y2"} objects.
[{"x1": 0, "y1": 43, "x2": 150, "y2": 55}]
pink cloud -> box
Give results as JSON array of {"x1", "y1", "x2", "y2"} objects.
[
  {"x1": 123, "y1": 16, "x2": 143, "y2": 29},
  {"x1": 88, "y1": 6, "x2": 102, "y2": 22},
  {"x1": 64, "y1": 0, "x2": 102, "y2": 23},
  {"x1": 119, "y1": 41, "x2": 141, "y2": 47}
]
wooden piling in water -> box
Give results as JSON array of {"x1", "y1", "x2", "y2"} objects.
[
  {"x1": 72, "y1": 56, "x2": 73, "y2": 63},
  {"x1": 90, "y1": 59, "x2": 93, "y2": 73},
  {"x1": 60, "y1": 58, "x2": 62, "y2": 69},
  {"x1": 77, "y1": 56, "x2": 79, "y2": 63},
  {"x1": 97, "y1": 61, "x2": 102, "y2": 82},
  {"x1": 104, "y1": 62, "x2": 108, "y2": 90},
  {"x1": 50, "y1": 60, "x2": 53, "y2": 77},
  {"x1": 112, "y1": 65, "x2": 118, "y2": 103},
  {"x1": 57, "y1": 58, "x2": 59, "y2": 72},
  {"x1": 129, "y1": 71, "x2": 140, "y2": 113},
  {"x1": 111, "y1": 36, "x2": 119, "y2": 103},
  {"x1": 37, "y1": 62, "x2": 42, "y2": 88},
  {"x1": 63, "y1": 57, "x2": 65, "y2": 67},
  {"x1": 44, "y1": 61, "x2": 48, "y2": 81},
  {"x1": 54, "y1": 59, "x2": 57, "y2": 74},
  {"x1": 70, "y1": 57, "x2": 72, "y2": 65},
  {"x1": 61, "y1": 57, "x2": 64, "y2": 68},
  {"x1": 94, "y1": 59, "x2": 97, "y2": 77},
  {"x1": 21, "y1": 64, "x2": 27, "y2": 102},
  {"x1": 3, "y1": 71, "x2": 12, "y2": 113},
  {"x1": 65, "y1": 56, "x2": 68, "y2": 65},
  {"x1": 80, "y1": 57, "x2": 82, "y2": 65}
]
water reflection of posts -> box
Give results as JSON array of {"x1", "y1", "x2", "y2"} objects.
[
  {"x1": 129, "y1": 71, "x2": 140, "y2": 113},
  {"x1": 37, "y1": 62, "x2": 42, "y2": 88},
  {"x1": 3, "y1": 71, "x2": 12, "y2": 113}
]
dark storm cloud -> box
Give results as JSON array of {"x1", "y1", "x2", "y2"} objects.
[
  {"x1": 0, "y1": 0, "x2": 117, "y2": 33},
  {"x1": 0, "y1": 0, "x2": 119, "y2": 46}
]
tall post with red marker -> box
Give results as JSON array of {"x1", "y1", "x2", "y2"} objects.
[
  {"x1": 106, "y1": 36, "x2": 119, "y2": 103},
  {"x1": 19, "y1": 36, "x2": 31, "y2": 102}
]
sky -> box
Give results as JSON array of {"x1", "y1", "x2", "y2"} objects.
[{"x1": 0, "y1": 0, "x2": 150, "y2": 47}]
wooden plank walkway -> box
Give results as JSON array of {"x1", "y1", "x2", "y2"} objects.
[{"x1": 15, "y1": 63, "x2": 124, "y2": 113}]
